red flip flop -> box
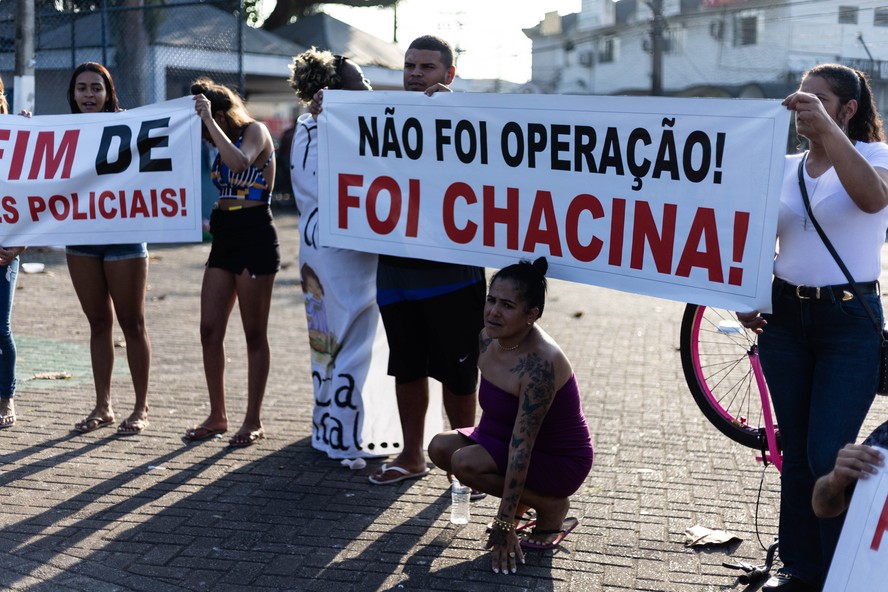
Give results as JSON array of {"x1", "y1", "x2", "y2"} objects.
[{"x1": 519, "y1": 517, "x2": 579, "y2": 550}]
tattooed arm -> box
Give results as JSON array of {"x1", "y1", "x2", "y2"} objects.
[{"x1": 498, "y1": 352, "x2": 557, "y2": 519}]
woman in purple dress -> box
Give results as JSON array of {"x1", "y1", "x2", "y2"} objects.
[{"x1": 429, "y1": 257, "x2": 594, "y2": 574}]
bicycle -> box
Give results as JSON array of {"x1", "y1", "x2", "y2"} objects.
[
  {"x1": 679, "y1": 303, "x2": 781, "y2": 588},
  {"x1": 679, "y1": 303, "x2": 782, "y2": 472}
]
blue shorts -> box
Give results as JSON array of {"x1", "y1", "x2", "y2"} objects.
[{"x1": 66, "y1": 243, "x2": 148, "y2": 261}]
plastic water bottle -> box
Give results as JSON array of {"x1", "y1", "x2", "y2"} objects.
[{"x1": 450, "y1": 478, "x2": 471, "y2": 524}]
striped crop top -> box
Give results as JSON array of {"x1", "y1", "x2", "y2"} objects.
[{"x1": 211, "y1": 124, "x2": 273, "y2": 203}]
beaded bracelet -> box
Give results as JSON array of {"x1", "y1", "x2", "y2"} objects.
[{"x1": 491, "y1": 517, "x2": 515, "y2": 532}]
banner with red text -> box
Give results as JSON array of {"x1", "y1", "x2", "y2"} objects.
[
  {"x1": 825, "y1": 446, "x2": 888, "y2": 591},
  {"x1": 0, "y1": 95, "x2": 202, "y2": 246},
  {"x1": 318, "y1": 91, "x2": 790, "y2": 311}
]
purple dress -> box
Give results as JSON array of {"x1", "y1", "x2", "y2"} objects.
[{"x1": 457, "y1": 374, "x2": 594, "y2": 498}]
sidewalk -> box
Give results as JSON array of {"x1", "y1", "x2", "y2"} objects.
[{"x1": 1, "y1": 209, "x2": 886, "y2": 591}]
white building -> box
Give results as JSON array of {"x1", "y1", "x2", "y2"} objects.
[{"x1": 525, "y1": 0, "x2": 888, "y2": 105}]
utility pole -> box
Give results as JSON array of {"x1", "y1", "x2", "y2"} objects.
[
  {"x1": 15, "y1": 0, "x2": 35, "y2": 113},
  {"x1": 648, "y1": 0, "x2": 665, "y2": 96},
  {"x1": 858, "y1": 32, "x2": 876, "y2": 80}
]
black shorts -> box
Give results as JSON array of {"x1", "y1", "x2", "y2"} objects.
[
  {"x1": 380, "y1": 280, "x2": 485, "y2": 394},
  {"x1": 207, "y1": 205, "x2": 280, "y2": 276}
]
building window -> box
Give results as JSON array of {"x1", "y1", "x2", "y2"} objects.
[
  {"x1": 838, "y1": 6, "x2": 858, "y2": 24},
  {"x1": 599, "y1": 36, "x2": 619, "y2": 63},
  {"x1": 733, "y1": 12, "x2": 759, "y2": 46},
  {"x1": 643, "y1": 28, "x2": 686, "y2": 54},
  {"x1": 876, "y1": 7, "x2": 888, "y2": 27}
]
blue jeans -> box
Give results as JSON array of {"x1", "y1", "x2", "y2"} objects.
[
  {"x1": 0, "y1": 258, "x2": 20, "y2": 399},
  {"x1": 759, "y1": 280, "x2": 881, "y2": 585}
]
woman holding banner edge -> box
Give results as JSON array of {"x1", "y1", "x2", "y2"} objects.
[
  {"x1": 736, "y1": 64, "x2": 888, "y2": 591},
  {"x1": 66, "y1": 62, "x2": 152, "y2": 437},
  {"x1": 0, "y1": 76, "x2": 25, "y2": 430},
  {"x1": 184, "y1": 78, "x2": 278, "y2": 448}
]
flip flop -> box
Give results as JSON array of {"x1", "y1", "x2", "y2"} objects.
[
  {"x1": 117, "y1": 418, "x2": 149, "y2": 436},
  {"x1": 470, "y1": 489, "x2": 487, "y2": 501},
  {"x1": 368, "y1": 463, "x2": 430, "y2": 485},
  {"x1": 183, "y1": 425, "x2": 227, "y2": 442},
  {"x1": 74, "y1": 415, "x2": 114, "y2": 434},
  {"x1": 0, "y1": 413, "x2": 16, "y2": 429},
  {"x1": 519, "y1": 517, "x2": 580, "y2": 550},
  {"x1": 228, "y1": 429, "x2": 265, "y2": 448}
]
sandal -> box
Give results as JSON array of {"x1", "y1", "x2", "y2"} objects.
[
  {"x1": 117, "y1": 418, "x2": 149, "y2": 436},
  {"x1": 519, "y1": 517, "x2": 580, "y2": 550},
  {"x1": 183, "y1": 425, "x2": 227, "y2": 442},
  {"x1": 228, "y1": 429, "x2": 265, "y2": 448},
  {"x1": 74, "y1": 415, "x2": 114, "y2": 434}
]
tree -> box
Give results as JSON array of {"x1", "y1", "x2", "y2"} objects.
[{"x1": 248, "y1": 0, "x2": 400, "y2": 30}]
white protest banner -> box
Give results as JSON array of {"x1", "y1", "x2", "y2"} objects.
[
  {"x1": 825, "y1": 446, "x2": 888, "y2": 592},
  {"x1": 0, "y1": 95, "x2": 202, "y2": 246},
  {"x1": 317, "y1": 91, "x2": 790, "y2": 312}
]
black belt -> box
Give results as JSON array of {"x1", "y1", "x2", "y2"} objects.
[{"x1": 774, "y1": 277, "x2": 878, "y2": 301}]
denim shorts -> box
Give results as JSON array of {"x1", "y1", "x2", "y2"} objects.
[{"x1": 66, "y1": 243, "x2": 148, "y2": 261}]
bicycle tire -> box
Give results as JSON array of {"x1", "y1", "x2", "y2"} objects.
[{"x1": 680, "y1": 303, "x2": 768, "y2": 449}]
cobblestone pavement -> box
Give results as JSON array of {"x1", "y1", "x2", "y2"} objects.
[{"x1": 1, "y1": 209, "x2": 886, "y2": 591}]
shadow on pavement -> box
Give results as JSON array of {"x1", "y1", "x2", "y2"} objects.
[{"x1": 0, "y1": 437, "x2": 555, "y2": 590}]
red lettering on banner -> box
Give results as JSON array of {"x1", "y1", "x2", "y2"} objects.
[
  {"x1": 48, "y1": 195, "x2": 71, "y2": 220},
  {"x1": 872, "y1": 492, "x2": 888, "y2": 551},
  {"x1": 608, "y1": 198, "x2": 627, "y2": 266},
  {"x1": 99, "y1": 191, "x2": 117, "y2": 218},
  {"x1": 30, "y1": 130, "x2": 79, "y2": 180},
  {"x1": 24, "y1": 189, "x2": 189, "y2": 222},
  {"x1": 443, "y1": 182, "x2": 477, "y2": 244},
  {"x1": 1, "y1": 196, "x2": 18, "y2": 223},
  {"x1": 27, "y1": 196, "x2": 46, "y2": 220},
  {"x1": 631, "y1": 202, "x2": 677, "y2": 274},
  {"x1": 405, "y1": 180, "x2": 419, "y2": 237},
  {"x1": 675, "y1": 207, "x2": 723, "y2": 282},
  {"x1": 9, "y1": 131, "x2": 30, "y2": 181},
  {"x1": 1, "y1": 130, "x2": 79, "y2": 181},
  {"x1": 482, "y1": 186, "x2": 519, "y2": 249},
  {"x1": 366, "y1": 176, "x2": 402, "y2": 235},
  {"x1": 338, "y1": 174, "x2": 363, "y2": 230},
  {"x1": 159, "y1": 188, "x2": 181, "y2": 217},
  {"x1": 565, "y1": 194, "x2": 604, "y2": 263},
  {"x1": 522, "y1": 191, "x2": 563, "y2": 256},
  {"x1": 70, "y1": 193, "x2": 88, "y2": 220},
  {"x1": 130, "y1": 190, "x2": 150, "y2": 218}
]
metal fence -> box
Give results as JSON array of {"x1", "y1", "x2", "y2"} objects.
[{"x1": 1, "y1": 0, "x2": 245, "y2": 114}]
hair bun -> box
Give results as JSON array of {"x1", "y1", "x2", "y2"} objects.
[{"x1": 532, "y1": 257, "x2": 548, "y2": 276}]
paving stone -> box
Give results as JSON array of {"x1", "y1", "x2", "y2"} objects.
[{"x1": 2, "y1": 210, "x2": 887, "y2": 590}]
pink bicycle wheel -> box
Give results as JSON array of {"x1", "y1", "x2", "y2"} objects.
[{"x1": 680, "y1": 304, "x2": 774, "y2": 449}]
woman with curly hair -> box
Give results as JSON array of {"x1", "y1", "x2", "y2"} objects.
[
  {"x1": 184, "y1": 78, "x2": 278, "y2": 448},
  {"x1": 289, "y1": 48, "x2": 401, "y2": 463}
]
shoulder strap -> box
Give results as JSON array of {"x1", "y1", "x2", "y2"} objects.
[{"x1": 797, "y1": 153, "x2": 883, "y2": 335}]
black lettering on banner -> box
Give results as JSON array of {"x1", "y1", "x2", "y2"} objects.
[
  {"x1": 137, "y1": 118, "x2": 173, "y2": 172},
  {"x1": 96, "y1": 125, "x2": 132, "y2": 175}
]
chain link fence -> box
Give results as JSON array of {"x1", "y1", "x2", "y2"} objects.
[{"x1": 2, "y1": 0, "x2": 244, "y2": 114}]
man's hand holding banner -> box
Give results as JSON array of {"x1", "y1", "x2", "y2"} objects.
[
  {"x1": 0, "y1": 95, "x2": 202, "y2": 246},
  {"x1": 318, "y1": 91, "x2": 791, "y2": 312}
]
